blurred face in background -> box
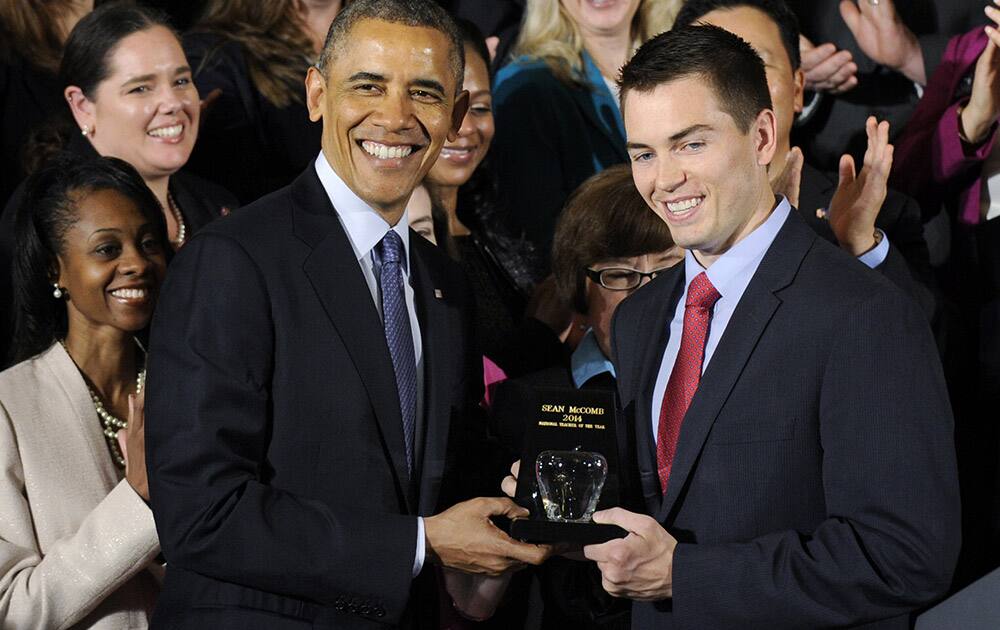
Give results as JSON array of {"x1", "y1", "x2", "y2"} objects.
[
  {"x1": 67, "y1": 26, "x2": 199, "y2": 181},
  {"x1": 560, "y1": 0, "x2": 641, "y2": 38},
  {"x1": 696, "y1": 6, "x2": 803, "y2": 153},
  {"x1": 407, "y1": 184, "x2": 436, "y2": 245},
  {"x1": 425, "y1": 44, "x2": 494, "y2": 189}
]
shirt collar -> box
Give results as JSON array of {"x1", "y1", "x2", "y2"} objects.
[
  {"x1": 683, "y1": 195, "x2": 791, "y2": 297},
  {"x1": 570, "y1": 328, "x2": 617, "y2": 388},
  {"x1": 314, "y1": 151, "x2": 410, "y2": 269}
]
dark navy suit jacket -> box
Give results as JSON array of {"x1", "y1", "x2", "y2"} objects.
[
  {"x1": 145, "y1": 168, "x2": 480, "y2": 629},
  {"x1": 612, "y1": 209, "x2": 960, "y2": 629}
]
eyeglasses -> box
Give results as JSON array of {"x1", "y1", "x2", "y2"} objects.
[{"x1": 585, "y1": 266, "x2": 669, "y2": 291}]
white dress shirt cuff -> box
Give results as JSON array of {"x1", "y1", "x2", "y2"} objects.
[
  {"x1": 857, "y1": 230, "x2": 890, "y2": 269},
  {"x1": 414, "y1": 516, "x2": 426, "y2": 577}
]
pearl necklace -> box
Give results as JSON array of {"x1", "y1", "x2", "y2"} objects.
[
  {"x1": 59, "y1": 339, "x2": 145, "y2": 469},
  {"x1": 165, "y1": 190, "x2": 186, "y2": 247},
  {"x1": 89, "y1": 370, "x2": 145, "y2": 469}
]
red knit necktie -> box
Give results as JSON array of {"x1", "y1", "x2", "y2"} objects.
[{"x1": 656, "y1": 272, "x2": 721, "y2": 494}]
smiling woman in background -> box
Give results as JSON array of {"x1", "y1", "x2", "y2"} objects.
[
  {"x1": 0, "y1": 2, "x2": 237, "y2": 367},
  {"x1": 423, "y1": 19, "x2": 561, "y2": 378},
  {"x1": 0, "y1": 155, "x2": 168, "y2": 629},
  {"x1": 491, "y1": 0, "x2": 678, "y2": 257}
]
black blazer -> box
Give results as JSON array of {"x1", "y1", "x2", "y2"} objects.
[
  {"x1": 612, "y1": 210, "x2": 959, "y2": 629},
  {"x1": 145, "y1": 167, "x2": 480, "y2": 629},
  {"x1": 797, "y1": 162, "x2": 938, "y2": 320},
  {"x1": 183, "y1": 32, "x2": 322, "y2": 205}
]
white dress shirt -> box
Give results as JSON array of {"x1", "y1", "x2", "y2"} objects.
[{"x1": 314, "y1": 153, "x2": 427, "y2": 577}]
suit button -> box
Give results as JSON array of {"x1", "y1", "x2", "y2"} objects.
[
  {"x1": 359, "y1": 605, "x2": 370, "y2": 615},
  {"x1": 375, "y1": 607, "x2": 385, "y2": 617}
]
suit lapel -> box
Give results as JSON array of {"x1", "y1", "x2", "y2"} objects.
[
  {"x1": 45, "y1": 344, "x2": 121, "y2": 492},
  {"x1": 631, "y1": 270, "x2": 685, "y2": 516},
  {"x1": 657, "y1": 213, "x2": 816, "y2": 522},
  {"x1": 292, "y1": 172, "x2": 413, "y2": 510},
  {"x1": 408, "y1": 239, "x2": 456, "y2": 515}
]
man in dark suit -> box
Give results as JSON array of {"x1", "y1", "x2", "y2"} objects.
[
  {"x1": 145, "y1": 1, "x2": 548, "y2": 628},
  {"x1": 576, "y1": 25, "x2": 959, "y2": 628},
  {"x1": 676, "y1": 0, "x2": 936, "y2": 322}
]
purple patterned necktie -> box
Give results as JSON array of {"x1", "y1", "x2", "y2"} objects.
[{"x1": 375, "y1": 230, "x2": 416, "y2": 475}]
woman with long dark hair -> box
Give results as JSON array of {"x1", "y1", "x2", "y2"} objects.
[
  {"x1": 183, "y1": 0, "x2": 344, "y2": 203},
  {"x1": 0, "y1": 154, "x2": 168, "y2": 628}
]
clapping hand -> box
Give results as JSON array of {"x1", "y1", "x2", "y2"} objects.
[
  {"x1": 828, "y1": 117, "x2": 892, "y2": 256},
  {"x1": 800, "y1": 35, "x2": 858, "y2": 94},
  {"x1": 840, "y1": 0, "x2": 926, "y2": 84},
  {"x1": 959, "y1": 2, "x2": 1000, "y2": 145}
]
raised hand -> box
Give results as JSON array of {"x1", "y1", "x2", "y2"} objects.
[
  {"x1": 583, "y1": 508, "x2": 678, "y2": 601},
  {"x1": 120, "y1": 391, "x2": 150, "y2": 501},
  {"x1": 423, "y1": 496, "x2": 551, "y2": 576},
  {"x1": 959, "y1": 3, "x2": 1000, "y2": 145},
  {"x1": 800, "y1": 35, "x2": 858, "y2": 94},
  {"x1": 828, "y1": 117, "x2": 892, "y2": 256},
  {"x1": 839, "y1": 0, "x2": 926, "y2": 84},
  {"x1": 771, "y1": 146, "x2": 804, "y2": 208}
]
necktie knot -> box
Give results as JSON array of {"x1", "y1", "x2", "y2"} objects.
[
  {"x1": 378, "y1": 229, "x2": 404, "y2": 265},
  {"x1": 686, "y1": 272, "x2": 721, "y2": 309}
]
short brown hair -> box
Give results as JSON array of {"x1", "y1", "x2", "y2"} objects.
[
  {"x1": 619, "y1": 24, "x2": 771, "y2": 133},
  {"x1": 551, "y1": 165, "x2": 675, "y2": 314}
]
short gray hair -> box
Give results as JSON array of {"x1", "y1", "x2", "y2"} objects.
[{"x1": 317, "y1": 0, "x2": 465, "y2": 93}]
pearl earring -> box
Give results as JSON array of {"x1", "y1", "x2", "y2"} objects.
[
  {"x1": 81, "y1": 126, "x2": 90, "y2": 137},
  {"x1": 52, "y1": 284, "x2": 63, "y2": 299}
]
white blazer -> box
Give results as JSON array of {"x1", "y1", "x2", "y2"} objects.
[{"x1": 0, "y1": 343, "x2": 160, "y2": 629}]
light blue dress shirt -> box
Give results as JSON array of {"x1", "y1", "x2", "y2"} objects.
[
  {"x1": 314, "y1": 153, "x2": 426, "y2": 577},
  {"x1": 650, "y1": 197, "x2": 791, "y2": 442},
  {"x1": 571, "y1": 328, "x2": 617, "y2": 389}
]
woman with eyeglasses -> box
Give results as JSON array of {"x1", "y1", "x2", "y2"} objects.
[{"x1": 490, "y1": 164, "x2": 680, "y2": 629}]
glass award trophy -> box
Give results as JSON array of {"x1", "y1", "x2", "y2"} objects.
[{"x1": 508, "y1": 386, "x2": 628, "y2": 544}]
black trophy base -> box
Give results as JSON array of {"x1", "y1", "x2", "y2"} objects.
[{"x1": 509, "y1": 517, "x2": 627, "y2": 544}]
